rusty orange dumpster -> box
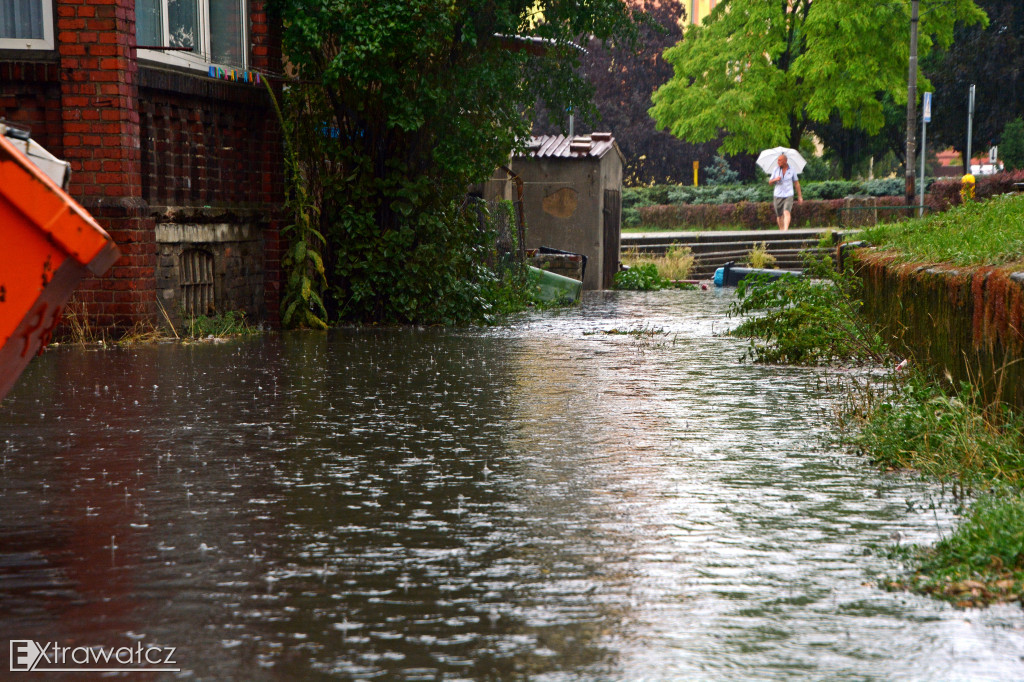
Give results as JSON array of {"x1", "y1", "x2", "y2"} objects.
[{"x1": 0, "y1": 130, "x2": 120, "y2": 400}]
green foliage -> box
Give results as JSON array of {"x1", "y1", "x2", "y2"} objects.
[
  {"x1": 185, "y1": 311, "x2": 258, "y2": 339},
  {"x1": 862, "y1": 192, "x2": 1024, "y2": 265},
  {"x1": 919, "y1": 492, "x2": 1024, "y2": 580},
  {"x1": 802, "y1": 180, "x2": 861, "y2": 200},
  {"x1": 729, "y1": 256, "x2": 888, "y2": 365},
  {"x1": 1000, "y1": 117, "x2": 1024, "y2": 171},
  {"x1": 650, "y1": 0, "x2": 986, "y2": 155},
  {"x1": 844, "y1": 368, "x2": 1024, "y2": 484},
  {"x1": 705, "y1": 156, "x2": 739, "y2": 186},
  {"x1": 613, "y1": 263, "x2": 671, "y2": 291},
  {"x1": 269, "y1": 0, "x2": 641, "y2": 324},
  {"x1": 744, "y1": 242, "x2": 777, "y2": 269},
  {"x1": 266, "y1": 82, "x2": 329, "y2": 330}
]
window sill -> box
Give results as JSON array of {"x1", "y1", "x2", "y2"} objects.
[
  {"x1": 0, "y1": 48, "x2": 58, "y2": 63},
  {"x1": 138, "y1": 63, "x2": 270, "y2": 106}
]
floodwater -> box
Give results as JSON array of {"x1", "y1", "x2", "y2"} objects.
[{"x1": 1, "y1": 290, "x2": 1023, "y2": 680}]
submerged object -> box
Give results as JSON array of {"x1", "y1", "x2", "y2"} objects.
[
  {"x1": 713, "y1": 261, "x2": 802, "y2": 287},
  {"x1": 0, "y1": 123, "x2": 120, "y2": 400},
  {"x1": 527, "y1": 265, "x2": 582, "y2": 304}
]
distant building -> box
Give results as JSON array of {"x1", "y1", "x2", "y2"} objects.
[{"x1": 688, "y1": 0, "x2": 719, "y2": 24}]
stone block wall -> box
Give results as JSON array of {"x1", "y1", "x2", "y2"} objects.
[
  {"x1": 156, "y1": 222, "x2": 267, "y2": 327},
  {"x1": 854, "y1": 250, "x2": 1024, "y2": 411}
]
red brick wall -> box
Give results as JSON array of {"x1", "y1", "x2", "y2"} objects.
[
  {"x1": 137, "y1": 80, "x2": 282, "y2": 208},
  {"x1": 0, "y1": 61, "x2": 63, "y2": 155},
  {"x1": 1, "y1": 0, "x2": 284, "y2": 332}
]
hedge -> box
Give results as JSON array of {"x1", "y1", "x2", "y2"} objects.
[
  {"x1": 631, "y1": 171, "x2": 1024, "y2": 230},
  {"x1": 636, "y1": 196, "x2": 941, "y2": 230}
]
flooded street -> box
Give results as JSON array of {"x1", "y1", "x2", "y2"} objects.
[{"x1": 2, "y1": 289, "x2": 1023, "y2": 680}]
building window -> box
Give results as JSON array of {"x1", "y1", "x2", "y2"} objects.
[
  {"x1": 136, "y1": 0, "x2": 246, "y2": 71},
  {"x1": 180, "y1": 249, "x2": 216, "y2": 316},
  {"x1": 0, "y1": 0, "x2": 54, "y2": 50}
]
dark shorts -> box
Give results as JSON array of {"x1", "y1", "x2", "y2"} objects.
[{"x1": 773, "y1": 195, "x2": 794, "y2": 217}]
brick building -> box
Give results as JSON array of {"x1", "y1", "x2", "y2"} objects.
[{"x1": 0, "y1": 0, "x2": 284, "y2": 332}]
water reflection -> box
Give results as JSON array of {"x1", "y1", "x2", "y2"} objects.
[{"x1": 1, "y1": 290, "x2": 1022, "y2": 680}]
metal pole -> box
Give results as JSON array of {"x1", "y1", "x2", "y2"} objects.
[
  {"x1": 965, "y1": 84, "x2": 976, "y2": 172},
  {"x1": 905, "y1": 0, "x2": 919, "y2": 212},
  {"x1": 919, "y1": 114, "x2": 927, "y2": 217}
]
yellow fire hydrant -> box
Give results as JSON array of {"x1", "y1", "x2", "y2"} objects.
[{"x1": 960, "y1": 173, "x2": 976, "y2": 202}]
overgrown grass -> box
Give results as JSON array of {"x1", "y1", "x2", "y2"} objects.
[
  {"x1": 885, "y1": 491, "x2": 1024, "y2": 607},
  {"x1": 837, "y1": 367, "x2": 1024, "y2": 605},
  {"x1": 620, "y1": 245, "x2": 695, "y2": 281},
  {"x1": 843, "y1": 372, "x2": 1024, "y2": 487},
  {"x1": 744, "y1": 242, "x2": 777, "y2": 269},
  {"x1": 861, "y1": 192, "x2": 1024, "y2": 267},
  {"x1": 729, "y1": 256, "x2": 887, "y2": 365},
  {"x1": 184, "y1": 311, "x2": 260, "y2": 339}
]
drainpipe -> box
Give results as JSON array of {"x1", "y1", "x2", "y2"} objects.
[{"x1": 500, "y1": 165, "x2": 527, "y2": 261}]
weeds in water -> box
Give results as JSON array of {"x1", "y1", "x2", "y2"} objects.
[
  {"x1": 620, "y1": 245, "x2": 695, "y2": 281},
  {"x1": 744, "y1": 242, "x2": 777, "y2": 269},
  {"x1": 729, "y1": 255, "x2": 887, "y2": 365},
  {"x1": 613, "y1": 263, "x2": 672, "y2": 291},
  {"x1": 184, "y1": 311, "x2": 260, "y2": 339},
  {"x1": 885, "y1": 492, "x2": 1024, "y2": 607},
  {"x1": 61, "y1": 299, "x2": 107, "y2": 346},
  {"x1": 837, "y1": 365, "x2": 1024, "y2": 605},
  {"x1": 842, "y1": 371, "x2": 1024, "y2": 487}
]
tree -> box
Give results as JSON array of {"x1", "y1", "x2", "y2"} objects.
[
  {"x1": 649, "y1": 0, "x2": 986, "y2": 157},
  {"x1": 269, "y1": 0, "x2": 642, "y2": 324},
  {"x1": 809, "y1": 96, "x2": 908, "y2": 179},
  {"x1": 534, "y1": 0, "x2": 730, "y2": 185},
  {"x1": 925, "y1": 0, "x2": 1024, "y2": 159},
  {"x1": 1000, "y1": 118, "x2": 1024, "y2": 170}
]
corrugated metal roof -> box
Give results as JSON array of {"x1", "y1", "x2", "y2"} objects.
[{"x1": 519, "y1": 134, "x2": 623, "y2": 163}]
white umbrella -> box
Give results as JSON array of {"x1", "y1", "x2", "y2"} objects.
[{"x1": 756, "y1": 147, "x2": 807, "y2": 175}]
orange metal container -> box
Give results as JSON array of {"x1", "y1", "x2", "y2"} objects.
[{"x1": 0, "y1": 133, "x2": 120, "y2": 400}]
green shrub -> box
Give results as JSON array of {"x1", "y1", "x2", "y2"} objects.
[
  {"x1": 729, "y1": 256, "x2": 887, "y2": 365},
  {"x1": 862, "y1": 178, "x2": 904, "y2": 197},
  {"x1": 613, "y1": 263, "x2": 671, "y2": 290}
]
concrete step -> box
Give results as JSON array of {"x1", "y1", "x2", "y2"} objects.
[
  {"x1": 622, "y1": 227, "x2": 849, "y2": 247},
  {"x1": 630, "y1": 240, "x2": 825, "y2": 256},
  {"x1": 621, "y1": 227, "x2": 850, "y2": 278}
]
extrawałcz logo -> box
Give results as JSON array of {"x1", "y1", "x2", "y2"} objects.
[{"x1": 10, "y1": 640, "x2": 179, "y2": 673}]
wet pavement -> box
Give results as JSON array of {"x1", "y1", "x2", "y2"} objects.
[{"x1": 1, "y1": 289, "x2": 1023, "y2": 680}]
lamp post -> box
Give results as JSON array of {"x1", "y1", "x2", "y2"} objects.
[{"x1": 904, "y1": 0, "x2": 920, "y2": 212}]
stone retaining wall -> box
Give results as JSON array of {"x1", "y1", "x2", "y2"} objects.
[{"x1": 853, "y1": 250, "x2": 1024, "y2": 410}]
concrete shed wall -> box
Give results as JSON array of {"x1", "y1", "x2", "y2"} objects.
[{"x1": 512, "y1": 152, "x2": 622, "y2": 290}]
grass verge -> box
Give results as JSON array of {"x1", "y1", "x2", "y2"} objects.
[
  {"x1": 861, "y1": 192, "x2": 1024, "y2": 267},
  {"x1": 838, "y1": 368, "x2": 1024, "y2": 606},
  {"x1": 184, "y1": 311, "x2": 260, "y2": 339}
]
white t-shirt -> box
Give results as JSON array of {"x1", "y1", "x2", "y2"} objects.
[{"x1": 772, "y1": 167, "x2": 798, "y2": 198}]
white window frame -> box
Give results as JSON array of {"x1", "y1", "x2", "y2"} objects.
[
  {"x1": 137, "y1": 0, "x2": 247, "y2": 73},
  {"x1": 0, "y1": 0, "x2": 55, "y2": 50}
]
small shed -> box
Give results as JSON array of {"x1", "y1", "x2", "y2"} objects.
[{"x1": 511, "y1": 133, "x2": 625, "y2": 290}]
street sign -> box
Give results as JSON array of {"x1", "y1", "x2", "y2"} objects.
[
  {"x1": 990, "y1": 146, "x2": 998, "y2": 163},
  {"x1": 922, "y1": 92, "x2": 932, "y2": 123}
]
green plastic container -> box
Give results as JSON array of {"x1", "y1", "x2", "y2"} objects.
[{"x1": 527, "y1": 265, "x2": 582, "y2": 304}]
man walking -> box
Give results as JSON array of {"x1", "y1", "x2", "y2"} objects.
[{"x1": 768, "y1": 153, "x2": 803, "y2": 231}]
